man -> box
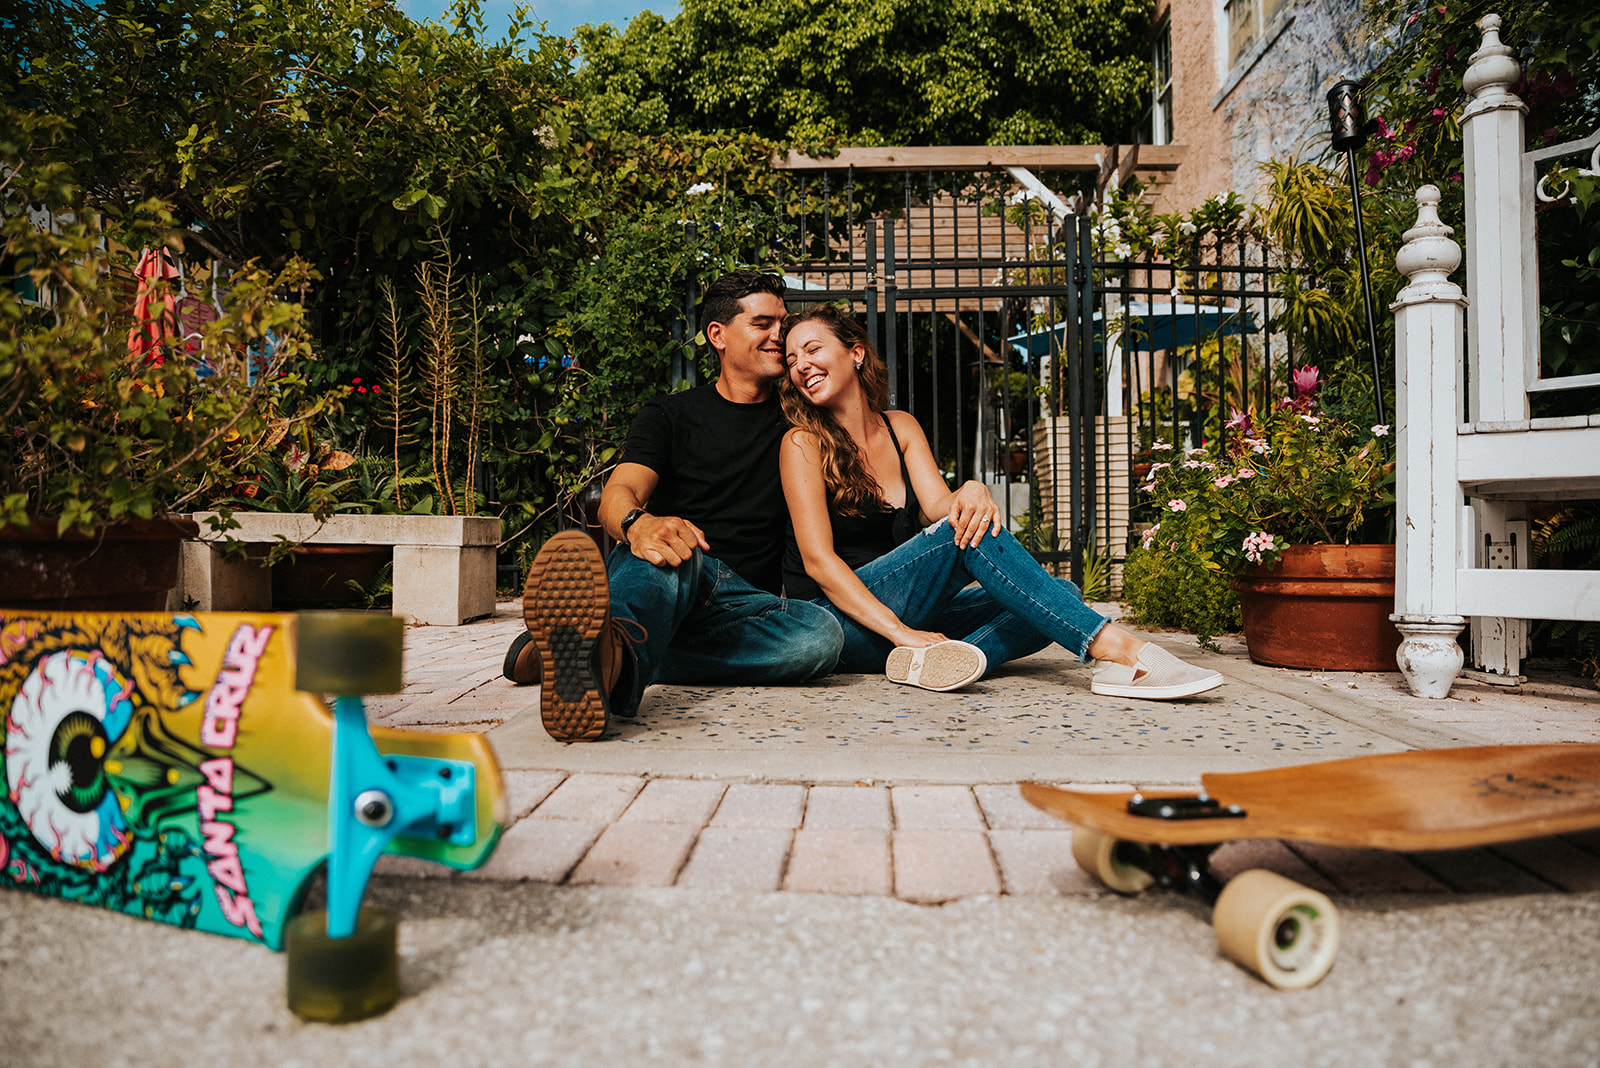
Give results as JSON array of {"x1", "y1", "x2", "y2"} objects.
[{"x1": 503, "y1": 270, "x2": 844, "y2": 741}]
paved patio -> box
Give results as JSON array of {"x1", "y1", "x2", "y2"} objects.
[
  {"x1": 6, "y1": 599, "x2": 1599, "y2": 1065},
  {"x1": 368, "y1": 601, "x2": 1600, "y2": 905}
]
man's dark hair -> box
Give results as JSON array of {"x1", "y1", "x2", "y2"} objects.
[{"x1": 699, "y1": 269, "x2": 786, "y2": 332}]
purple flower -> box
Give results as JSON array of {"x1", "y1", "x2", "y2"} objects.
[{"x1": 1226, "y1": 407, "x2": 1254, "y2": 434}]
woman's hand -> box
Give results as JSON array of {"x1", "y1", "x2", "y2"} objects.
[
  {"x1": 888, "y1": 627, "x2": 950, "y2": 648},
  {"x1": 948, "y1": 480, "x2": 1002, "y2": 548}
]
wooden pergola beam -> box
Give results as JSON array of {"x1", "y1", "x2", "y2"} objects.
[{"x1": 771, "y1": 145, "x2": 1186, "y2": 172}]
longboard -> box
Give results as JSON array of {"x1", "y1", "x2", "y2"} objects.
[
  {"x1": 0, "y1": 611, "x2": 505, "y2": 958},
  {"x1": 1022, "y1": 744, "x2": 1600, "y2": 990}
]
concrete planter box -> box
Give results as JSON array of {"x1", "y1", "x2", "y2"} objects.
[{"x1": 178, "y1": 512, "x2": 501, "y2": 625}]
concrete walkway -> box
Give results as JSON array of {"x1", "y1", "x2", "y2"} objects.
[
  {"x1": 5, "y1": 600, "x2": 1599, "y2": 1066},
  {"x1": 368, "y1": 603, "x2": 1600, "y2": 906}
]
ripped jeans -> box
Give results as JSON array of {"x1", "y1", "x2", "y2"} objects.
[{"x1": 814, "y1": 518, "x2": 1110, "y2": 675}]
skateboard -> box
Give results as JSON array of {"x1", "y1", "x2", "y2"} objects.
[
  {"x1": 0, "y1": 609, "x2": 506, "y2": 1020},
  {"x1": 1022, "y1": 744, "x2": 1600, "y2": 990}
]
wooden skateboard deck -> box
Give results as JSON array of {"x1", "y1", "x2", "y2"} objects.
[
  {"x1": 1022, "y1": 743, "x2": 1600, "y2": 852},
  {"x1": 0, "y1": 611, "x2": 505, "y2": 951},
  {"x1": 1023, "y1": 745, "x2": 1600, "y2": 990}
]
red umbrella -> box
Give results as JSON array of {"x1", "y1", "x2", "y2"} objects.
[{"x1": 126, "y1": 247, "x2": 181, "y2": 366}]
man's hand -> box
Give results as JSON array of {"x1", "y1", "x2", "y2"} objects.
[{"x1": 626, "y1": 513, "x2": 709, "y2": 567}]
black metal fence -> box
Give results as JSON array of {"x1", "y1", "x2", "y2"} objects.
[{"x1": 681, "y1": 169, "x2": 1291, "y2": 592}]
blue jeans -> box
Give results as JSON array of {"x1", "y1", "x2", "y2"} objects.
[
  {"x1": 818, "y1": 519, "x2": 1110, "y2": 674},
  {"x1": 606, "y1": 547, "x2": 843, "y2": 713}
]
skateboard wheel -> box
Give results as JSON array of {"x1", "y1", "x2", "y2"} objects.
[
  {"x1": 1070, "y1": 826, "x2": 1155, "y2": 895},
  {"x1": 294, "y1": 612, "x2": 405, "y2": 695},
  {"x1": 285, "y1": 907, "x2": 401, "y2": 1022},
  {"x1": 1213, "y1": 869, "x2": 1340, "y2": 991}
]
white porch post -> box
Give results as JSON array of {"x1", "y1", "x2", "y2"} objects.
[
  {"x1": 1462, "y1": 12, "x2": 1533, "y2": 677},
  {"x1": 1390, "y1": 186, "x2": 1468, "y2": 698}
]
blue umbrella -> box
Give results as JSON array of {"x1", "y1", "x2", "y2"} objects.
[{"x1": 1007, "y1": 300, "x2": 1258, "y2": 359}]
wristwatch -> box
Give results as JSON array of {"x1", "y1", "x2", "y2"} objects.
[{"x1": 619, "y1": 508, "x2": 647, "y2": 543}]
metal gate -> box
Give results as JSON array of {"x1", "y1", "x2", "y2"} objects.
[{"x1": 678, "y1": 165, "x2": 1289, "y2": 594}]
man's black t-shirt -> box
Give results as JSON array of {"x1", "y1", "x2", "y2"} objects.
[{"x1": 617, "y1": 384, "x2": 788, "y2": 594}]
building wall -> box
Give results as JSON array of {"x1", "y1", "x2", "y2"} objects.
[{"x1": 1154, "y1": 0, "x2": 1382, "y2": 214}]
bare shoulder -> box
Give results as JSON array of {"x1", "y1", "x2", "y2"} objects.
[
  {"x1": 884, "y1": 409, "x2": 926, "y2": 449},
  {"x1": 782, "y1": 426, "x2": 821, "y2": 453}
]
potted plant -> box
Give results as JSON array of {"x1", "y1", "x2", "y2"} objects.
[
  {"x1": 1132, "y1": 366, "x2": 1400, "y2": 670},
  {"x1": 1, "y1": 111, "x2": 328, "y2": 610}
]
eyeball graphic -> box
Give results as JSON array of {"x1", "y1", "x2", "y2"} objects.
[{"x1": 6, "y1": 650, "x2": 135, "y2": 871}]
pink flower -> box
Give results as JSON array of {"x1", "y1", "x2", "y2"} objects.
[
  {"x1": 1141, "y1": 523, "x2": 1160, "y2": 549},
  {"x1": 1226, "y1": 407, "x2": 1253, "y2": 434},
  {"x1": 1168, "y1": 499, "x2": 1188, "y2": 512},
  {"x1": 1242, "y1": 531, "x2": 1276, "y2": 564},
  {"x1": 1372, "y1": 424, "x2": 1390, "y2": 437},
  {"x1": 1237, "y1": 467, "x2": 1256, "y2": 478},
  {"x1": 1291, "y1": 365, "x2": 1320, "y2": 395},
  {"x1": 1213, "y1": 475, "x2": 1235, "y2": 489}
]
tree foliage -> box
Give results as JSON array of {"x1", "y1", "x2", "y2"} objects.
[
  {"x1": 5, "y1": 0, "x2": 800, "y2": 550},
  {"x1": 573, "y1": 0, "x2": 1153, "y2": 146}
]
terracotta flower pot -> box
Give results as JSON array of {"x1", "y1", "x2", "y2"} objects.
[
  {"x1": 1230, "y1": 544, "x2": 1402, "y2": 672},
  {"x1": 0, "y1": 517, "x2": 200, "y2": 611}
]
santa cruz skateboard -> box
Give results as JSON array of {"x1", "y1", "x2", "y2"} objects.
[
  {"x1": 0, "y1": 610, "x2": 506, "y2": 1020},
  {"x1": 1022, "y1": 744, "x2": 1600, "y2": 990}
]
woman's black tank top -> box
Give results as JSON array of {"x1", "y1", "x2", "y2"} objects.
[{"x1": 782, "y1": 413, "x2": 922, "y2": 600}]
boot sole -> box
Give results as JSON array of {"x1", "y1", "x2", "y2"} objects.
[
  {"x1": 523, "y1": 531, "x2": 611, "y2": 741},
  {"x1": 885, "y1": 640, "x2": 987, "y2": 691}
]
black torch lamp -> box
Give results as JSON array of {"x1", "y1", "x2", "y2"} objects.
[{"x1": 1326, "y1": 79, "x2": 1387, "y2": 431}]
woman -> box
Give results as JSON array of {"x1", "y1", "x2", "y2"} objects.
[{"x1": 779, "y1": 303, "x2": 1222, "y2": 700}]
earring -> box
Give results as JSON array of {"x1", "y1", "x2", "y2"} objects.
[{"x1": 854, "y1": 360, "x2": 863, "y2": 371}]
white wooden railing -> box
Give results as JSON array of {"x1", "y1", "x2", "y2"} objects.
[{"x1": 1391, "y1": 14, "x2": 1600, "y2": 698}]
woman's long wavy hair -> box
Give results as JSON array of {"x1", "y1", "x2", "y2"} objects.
[{"x1": 779, "y1": 304, "x2": 892, "y2": 517}]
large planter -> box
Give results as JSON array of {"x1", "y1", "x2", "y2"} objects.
[
  {"x1": 181, "y1": 512, "x2": 500, "y2": 625},
  {"x1": 260, "y1": 544, "x2": 392, "y2": 608},
  {"x1": 0, "y1": 517, "x2": 201, "y2": 611},
  {"x1": 1230, "y1": 544, "x2": 1402, "y2": 672}
]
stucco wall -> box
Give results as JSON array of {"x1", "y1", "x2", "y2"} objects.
[{"x1": 1154, "y1": 0, "x2": 1382, "y2": 214}]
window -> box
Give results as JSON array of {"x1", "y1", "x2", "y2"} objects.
[
  {"x1": 1224, "y1": 0, "x2": 1289, "y2": 70},
  {"x1": 1143, "y1": 20, "x2": 1173, "y2": 145}
]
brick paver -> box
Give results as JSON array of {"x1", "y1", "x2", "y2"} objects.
[
  {"x1": 1493, "y1": 837, "x2": 1600, "y2": 892},
  {"x1": 677, "y1": 827, "x2": 794, "y2": 892},
  {"x1": 503, "y1": 769, "x2": 567, "y2": 820},
  {"x1": 891, "y1": 785, "x2": 986, "y2": 830},
  {"x1": 1290, "y1": 843, "x2": 1450, "y2": 893},
  {"x1": 974, "y1": 784, "x2": 1068, "y2": 830},
  {"x1": 620, "y1": 778, "x2": 726, "y2": 825},
  {"x1": 569, "y1": 822, "x2": 700, "y2": 887},
  {"x1": 988, "y1": 829, "x2": 1097, "y2": 895},
  {"x1": 531, "y1": 773, "x2": 645, "y2": 822},
  {"x1": 710, "y1": 783, "x2": 807, "y2": 829},
  {"x1": 803, "y1": 785, "x2": 892, "y2": 830},
  {"x1": 470, "y1": 817, "x2": 606, "y2": 883},
  {"x1": 784, "y1": 829, "x2": 892, "y2": 895},
  {"x1": 893, "y1": 830, "x2": 1001, "y2": 902}
]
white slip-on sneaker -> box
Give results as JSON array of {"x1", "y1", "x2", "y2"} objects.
[
  {"x1": 885, "y1": 640, "x2": 988, "y2": 692},
  {"x1": 1090, "y1": 643, "x2": 1224, "y2": 700}
]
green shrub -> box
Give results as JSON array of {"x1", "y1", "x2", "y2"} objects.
[{"x1": 1121, "y1": 547, "x2": 1240, "y2": 644}]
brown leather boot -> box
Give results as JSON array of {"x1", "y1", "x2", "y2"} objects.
[{"x1": 521, "y1": 530, "x2": 636, "y2": 742}]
